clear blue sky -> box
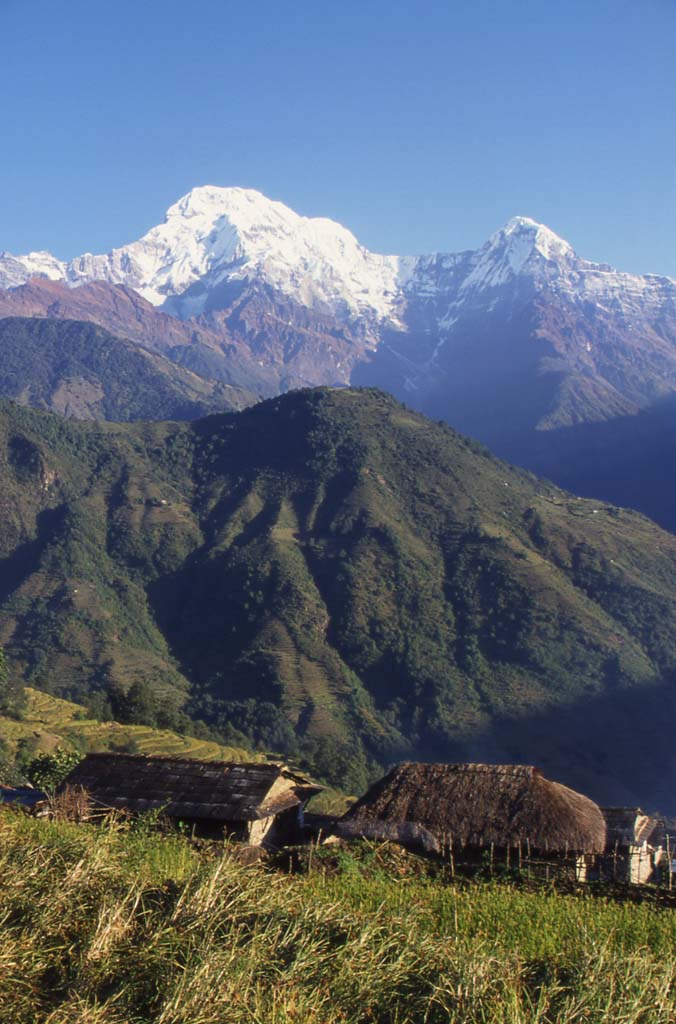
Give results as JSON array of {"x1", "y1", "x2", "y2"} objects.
[{"x1": 2, "y1": 0, "x2": 675, "y2": 275}]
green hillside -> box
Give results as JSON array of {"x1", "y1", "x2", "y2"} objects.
[
  {"x1": 1, "y1": 388, "x2": 676, "y2": 803},
  {"x1": 0, "y1": 317, "x2": 254, "y2": 421}
]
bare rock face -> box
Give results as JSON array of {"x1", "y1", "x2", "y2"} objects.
[
  {"x1": 0, "y1": 277, "x2": 243, "y2": 380},
  {"x1": 0, "y1": 278, "x2": 373, "y2": 397},
  {"x1": 0, "y1": 277, "x2": 219, "y2": 350}
]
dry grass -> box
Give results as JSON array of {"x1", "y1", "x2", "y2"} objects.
[{"x1": 0, "y1": 813, "x2": 675, "y2": 1022}]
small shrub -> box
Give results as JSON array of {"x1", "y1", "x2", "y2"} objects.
[{"x1": 24, "y1": 748, "x2": 83, "y2": 792}]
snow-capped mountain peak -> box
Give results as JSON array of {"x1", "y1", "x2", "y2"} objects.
[
  {"x1": 0, "y1": 249, "x2": 66, "y2": 289},
  {"x1": 459, "y1": 216, "x2": 575, "y2": 293},
  {"x1": 166, "y1": 184, "x2": 299, "y2": 231},
  {"x1": 55, "y1": 185, "x2": 401, "y2": 321},
  {"x1": 498, "y1": 215, "x2": 574, "y2": 262}
]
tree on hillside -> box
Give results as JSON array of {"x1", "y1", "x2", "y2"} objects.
[
  {"x1": 111, "y1": 679, "x2": 158, "y2": 727},
  {"x1": 0, "y1": 646, "x2": 26, "y2": 718}
]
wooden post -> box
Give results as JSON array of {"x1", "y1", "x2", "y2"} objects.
[
  {"x1": 450, "y1": 838, "x2": 455, "y2": 879},
  {"x1": 490, "y1": 842, "x2": 494, "y2": 878},
  {"x1": 613, "y1": 840, "x2": 618, "y2": 882},
  {"x1": 518, "y1": 841, "x2": 522, "y2": 874},
  {"x1": 667, "y1": 834, "x2": 672, "y2": 893},
  {"x1": 526, "y1": 838, "x2": 531, "y2": 880}
]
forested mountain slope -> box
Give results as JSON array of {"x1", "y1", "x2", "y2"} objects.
[
  {"x1": 1, "y1": 388, "x2": 676, "y2": 803},
  {"x1": 0, "y1": 317, "x2": 254, "y2": 421}
]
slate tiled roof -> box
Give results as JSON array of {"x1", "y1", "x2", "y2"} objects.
[{"x1": 62, "y1": 754, "x2": 320, "y2": 821}]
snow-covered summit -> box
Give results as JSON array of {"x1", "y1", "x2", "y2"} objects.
[
  {"x1": 499, "y1": 216, "x2": 574, "y2": 262},
  {"x1": 459, "y1": 216, "x2": 575, "y2": 292},
  {"x1": 0, "y1": 249, "x2": 66, "y2": 289},
  {"x1": 59, "y1": 186, "x2": 402, "y2": 320}
]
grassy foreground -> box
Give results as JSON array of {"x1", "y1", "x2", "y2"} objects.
[{"x1": 1, "y1": 813, "x2": 676, "y2": 1023}]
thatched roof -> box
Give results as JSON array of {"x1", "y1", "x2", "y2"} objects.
[
  {"x1": 62, "y1": 754, "x2": 321, "y2": 821},
  {"x1": 343, "y1": 763, "x2": 606, "y2": 853}
]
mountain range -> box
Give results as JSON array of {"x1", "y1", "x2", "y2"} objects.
[
  {"x1": 3, "y1": 186, "x2": 676, "y2": 526},
  {"x1": 2, "y1": 388, "x2": 676, "y2": 807}
]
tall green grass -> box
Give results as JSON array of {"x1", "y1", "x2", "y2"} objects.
[{"x1": 1, "y1": 812, "x2": 675, "y2": 1023}]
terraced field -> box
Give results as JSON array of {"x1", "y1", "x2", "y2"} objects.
[{"x1": 0, "y1": 688, "x2": 256, "y2": 762}]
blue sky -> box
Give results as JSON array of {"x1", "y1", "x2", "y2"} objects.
[{"x1": 2, "y1": 0, "x2": 675, "y2": 274}]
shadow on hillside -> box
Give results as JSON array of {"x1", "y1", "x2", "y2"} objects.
[
  {"x1": 0, "y1": 505, "x2": 67, "y2": 604},
  {"x1": 495, "y1": 392, "x2": 676, "y2": 533},
  {"x1": 425, "y1": 677, "x2": 676, "y2": 813},
  {"x1": 353, "y1": 312, "x2": 565, "y2": 449}
]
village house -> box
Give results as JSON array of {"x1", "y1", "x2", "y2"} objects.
[
  {"x1": 339, "y1": 762, "x2": 607, "y2": 880},
  {"x1": 599, "y1": 807, "x2": 670, "y2": 884},
  {"x1": 61, "y1": 753, "x2": 321, "y2": 848}
]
